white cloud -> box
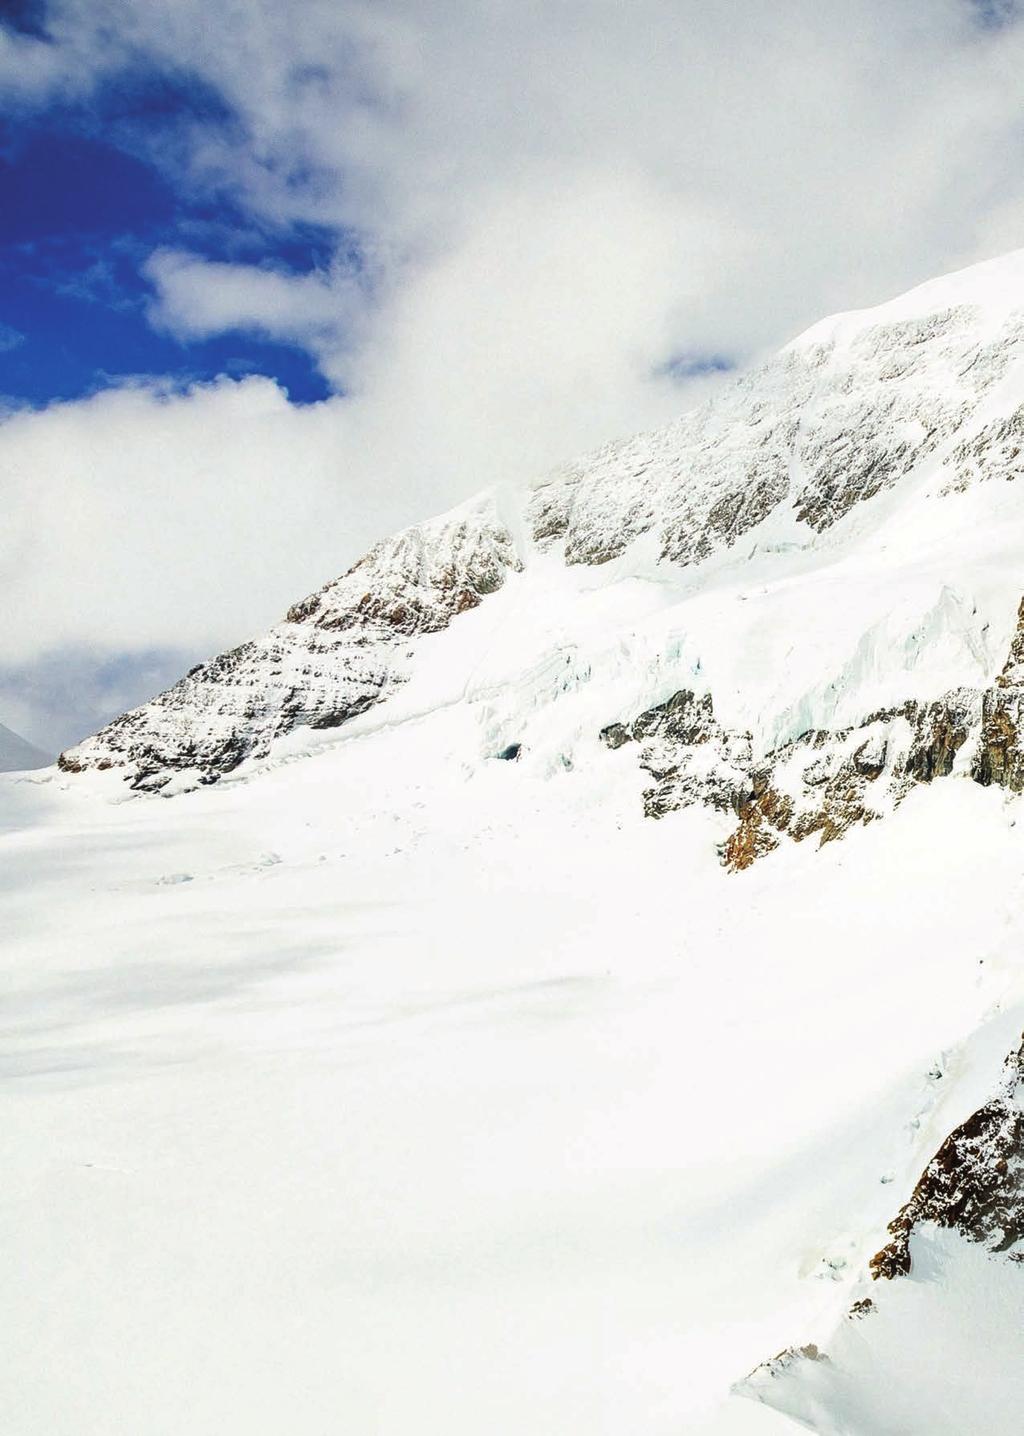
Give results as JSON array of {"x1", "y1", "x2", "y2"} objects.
[
  {"x1": 143, "y1": 251, "x2": 366, "y2": 383},
  {"x1": 0, "y1": 379, "x2": 361, "y2": 667},
  {"x1": 6, "y1": 0, "x2": 1024, "y2": 743}
]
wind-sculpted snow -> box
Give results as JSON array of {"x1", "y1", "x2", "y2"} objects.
[{"x1": 16, "y1": 685, "x2": 1024, "y2": 1436}]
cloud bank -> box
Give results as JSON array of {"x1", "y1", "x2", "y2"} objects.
[{"x1": 4, "y1": 0, "x2": 1024, "y2": 744}]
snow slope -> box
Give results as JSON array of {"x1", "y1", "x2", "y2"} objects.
[
  {"x1": 7, "y1": 715, "x2": 1024, "y2": 1435},
  {"x1": 10, "y1": 250, "x2": 1024, "y2": 1433}
]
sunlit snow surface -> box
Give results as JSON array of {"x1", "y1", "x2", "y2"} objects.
[
  {"x1": 4, "y1": 719, "x2": 1024, "y2": 1433},
  {"x1": 13, "y1": 252, "x2": 1024, "y2": 1433}
]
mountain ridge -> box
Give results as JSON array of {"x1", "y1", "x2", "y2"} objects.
[{"x1": 59, "y1": 247, "x2": 1024, "y2": 876}]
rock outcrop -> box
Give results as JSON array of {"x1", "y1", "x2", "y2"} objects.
[
  {"x1": 870, "y1": 1037, "x2": 1024, "y2": 1279},
  {"x1": 739, "y1": 1034, "x2": 1024, "y2": 1428},
  {"x1": 597, "y1": 592, "x2": 1024, "y2": 868}
]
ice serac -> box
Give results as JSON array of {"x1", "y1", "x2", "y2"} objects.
[
  {"x1": 59, "y1": 494, "x2": 523, "y2": 790},
  {"x1": 58, "y1": 247, "x2": 1024, "y2": 836},
  {"x1": 604, "y1": 594, "x2": 1024, "y2": 870}
]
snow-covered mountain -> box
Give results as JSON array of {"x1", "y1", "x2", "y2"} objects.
[
  {"x1": 0, "y1": 720, "x2": 50, "y2": 772},
  {"x1": 61, "y1": 248, "x2": 1024, "y2": 872},
  {"x1": 10, "y1": 251, "x2": 1024, "y2": 1435}
]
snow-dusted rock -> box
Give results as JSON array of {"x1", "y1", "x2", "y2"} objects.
[
  {"x1": 59, "y1": 495, "x2": 523, "y2": 790},
  {"x1": 739, "y1": 1033, "x2": 1024, "y2": 1435},
  {"x1": 529, "y1": 262, "x2": 1024, "y2": 568},
  {"x1": 870, "y1": 1034, "x2": 1024, "y2": 1279}
]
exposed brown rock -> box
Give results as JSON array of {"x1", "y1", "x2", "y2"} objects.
[
  {"x1": 600, "y1": 596, "x2": 1024, "y2": 870},
  {"x1": 852, "y1": 738, "x2": 887, "y2": 778},
  {"x1": 722, "y1": 803, "x2": 781, "y2": 871},
  {"x1": 870, "y1": 1037, "x2": 1024, "y2": 1280},
  {"x1": 973, "y1": 691, "x2": 1024, "y2": 791},
  {"x1": 902, "y1": 701, "x2": 970, "y2": 782}
]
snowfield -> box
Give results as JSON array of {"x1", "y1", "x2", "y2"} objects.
[
  {"x1": 10, "y1": 250, "x2": 1024, "y2": 1433},
  {"x1": 5, "y1": 717, "x2": 1024, "y2": 1433}
]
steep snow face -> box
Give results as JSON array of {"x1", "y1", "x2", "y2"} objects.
[
  {"x1": 528, "y1": 250, "x2": 1024, "y2": 567},
  {"x1": 59, "y1": 248, "x2": 1024, "y2": 870}
]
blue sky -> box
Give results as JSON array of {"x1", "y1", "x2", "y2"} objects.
[{"x1": 0, "y1": 82, "x2": 336, "y2": 406}]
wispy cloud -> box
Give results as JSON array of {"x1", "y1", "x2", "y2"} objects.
[
  {"x1": 0, "y1": 322, "x2": 25, "y2": 351},
  {"x1": 143, "y1": 248, "x2": 366, "y2": 384},
  {"x1": 54, "y1": 255, "x2": 140, "y2": 310}
]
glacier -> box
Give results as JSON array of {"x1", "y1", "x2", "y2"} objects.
[{"x1": 8, "y1": 250, "x2": 1024, "y2": 1432}]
